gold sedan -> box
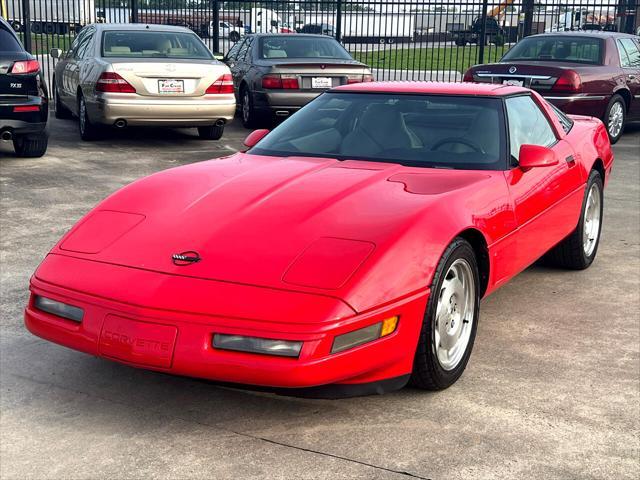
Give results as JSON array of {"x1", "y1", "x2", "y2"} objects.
[{"x1": 51, "y1": 23, "x2": 235, "y2": 141}]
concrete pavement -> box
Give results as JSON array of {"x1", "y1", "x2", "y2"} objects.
[{"x1": 1, "y1": 117, "x2": 638, "y2": 480}]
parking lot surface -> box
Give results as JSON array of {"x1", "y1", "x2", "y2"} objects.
[{"x1": 1, "y1": 117, "x2": 639, "y2": 480}]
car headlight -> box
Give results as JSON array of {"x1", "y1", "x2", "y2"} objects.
[
  {"x1": 213, "y1": 334, "x2": 302, "y2": 358},
  {"x1": 33, "y1": 295, "x2": 84, "y2": 322},
  {"x1": 331, "y1": 316, "x2": 399, "y2": 354}
]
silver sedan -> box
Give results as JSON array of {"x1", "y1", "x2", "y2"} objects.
[{"x1": 51, "y1": 23, "x2": 235, "y2": 141}]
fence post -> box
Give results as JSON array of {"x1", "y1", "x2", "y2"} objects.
[
  {"x1": 21, "y1": 0, "x2": 31, "y2": 52},
  {"x1": 522, "y1": 0, "x2": 534, "y2": 37},
  {"x1": 212, "y1": 0, "x2": 220, "y2": 53},
  {"x1": 477, "y1": 0, "x2": 489, "y2": 65},
  {"x1": 130, "y1": 0, "x2": 138, "y2": 24},
  {"x1": 335, "y1": 0, "x2": 343, "y2": 42}
]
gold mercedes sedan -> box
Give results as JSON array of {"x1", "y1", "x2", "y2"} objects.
[{"x1": 50, "y1": 23, "x2": 235, "y2": 141}]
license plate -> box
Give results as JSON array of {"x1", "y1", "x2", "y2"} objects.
[
  {"x1": 158, "y1": 79, "x2": 184, "y2": 94},
  {"x1": 99, "y1": 315, "x2": 177, "y2": 368},
  {"x1": 502, "y1": 79, "x2": 524, "y2": 87},
  {"x1": 311, "y1": 77, "x2": 332, "y2": 89}
]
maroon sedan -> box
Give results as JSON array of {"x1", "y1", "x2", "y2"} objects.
[{"x1": 464, "y1": 32, "x2": 640, "y2": 143}]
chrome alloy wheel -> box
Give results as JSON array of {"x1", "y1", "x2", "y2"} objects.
[
  {"x1": 583, "y1": 183, "x2": 602, "y2": 257},
  {"x1": 434, "y1": 258, "x2": 475, "y2": 371},
  {"x1": 79, "y1": 98, "x2": 86, "y2": 134},
  {"x1": 608, "y1": 101, "x2": 624, "y2": 139}
]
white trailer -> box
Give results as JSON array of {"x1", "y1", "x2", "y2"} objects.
[
  {"x1": 250, "y1": 7, "x2": 282, "y2": 34},
  {"x1": 341, "y1": 13, "x2": 415, "y2": 44},
  {"x1": 4, "y1": 0, "x2": 97, "y2": 34},
  {"x1": 547, "y1": 9, "x2": 616, "y2": 32}
]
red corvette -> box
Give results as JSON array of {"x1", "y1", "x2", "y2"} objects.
[{"x1": 25, "y1": 82, "x2": 613, "y2": 397}]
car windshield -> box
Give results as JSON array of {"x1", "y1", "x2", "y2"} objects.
[
  {"x1": 259, "y1": 36, "x2": 351, "y2": 60},
  {"x1": 250, "y1": 93, "x2": 506, "y2": 170},
  {"x1": 102, "y1": 30, "x2": 213, "y2": 59},
  {"x1": 501, "y1": 36, "x2": 603, "y2": 64}
]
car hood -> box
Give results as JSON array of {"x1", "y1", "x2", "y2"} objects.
[{"x1": 54, "y1": 153, "x2": 493, "y2": 310}]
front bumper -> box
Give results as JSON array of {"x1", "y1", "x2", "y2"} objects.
[
  {"x1": 543, "y1": 94, "x2": 610, "y2": 120},
  {"x1": 25, "y1": 254, "x2": 428, "y2": 390},
  {"x1": 89, "y1": 92, "x2": 236, "y2": 127}
]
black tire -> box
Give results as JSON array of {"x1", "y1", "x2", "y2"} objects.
[
  {"x1": 53, "y1": 79, "x2": 72, "y2": 119},
  {"x1": 603, "y1": 94, "x2": 626, "y2": 144},
  {"x1": 454, "y1": 38, "x2": 467, "y2": 47},
  {"x1": 229, "y1": 31, "x2": 241, "y2": 42},
  {"x1": 240, "y1": 87, "x2": 260, "y2": 129},
  {"x1": 10, "y1": 21, "x2": 22, "y2": 32},
  {"x1": 411, "y1": 238, "x2": 480, "y2": 390},
  {"x1": 543, "y1": 170, "x2": 604, "y2": 270},
  {"x1": 13, "y1": 133, "x2": 48, "y2": 158},
  {"x1": 78, "y1": 95, "x2": 101, "y2": 141},
  {"x1": 198, "y1": 124, "x2": 225, "y2": 140}
]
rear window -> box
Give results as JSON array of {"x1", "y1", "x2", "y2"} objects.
[
  {"x1": 101, "y1": 30, "x2": 213, "y2": 59},
  {"x1": 502, "y1": 36, "x2": 603, "y2": 65},
  {"x1": 259, "y1": 36, "x2": 351, "y2": 60},
  {"x1": 0, "y1": 28, "x2": 23, "y2": 53}
]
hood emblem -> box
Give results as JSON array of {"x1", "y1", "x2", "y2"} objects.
[
  {"x1": 172, "y1": 251, "x2": 201, "y2": 266},
  {"x1": 508, "y1": 66, "x2": 517, "y2": 74}
]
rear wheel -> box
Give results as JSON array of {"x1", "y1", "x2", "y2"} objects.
[
  {"x1": 604, "y1": 94, "x2": 626, "y2": 144},
  {"x1": 544, "y1": 170, "x2": 603, "y2": 270},
  {"x1": 53, "y1": 79, "x2": 72, "y2": 119},
  {"x1": 411, "y1": 238, "x2": 479, "y2": 390},
  {"x1": 241, "y1": 87, "x2": 260, "y2": 129},
  {"x1": 13, "y1": 133, "x2": 48, "y2": 158},
  {"x1": 78, "y1": 95, "x2": 101, "y2": 141},
  {"x1": 198, "y1": 124, "x2": 225, "y2": 140}
]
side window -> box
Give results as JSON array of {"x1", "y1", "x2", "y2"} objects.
[
  {"x1": 225, "y1": 39, "x2": 243, "y2": 61},
  {"x1": 74, "y1": 29, "x2": 94, "y2": 59},
  {"x1": 548, "y1": 102, "x2": 574, "y2": 134},
  {"x1": 506, "y1": 96, "x2": 557, "y2": 162},
  {"x1": 70, "y1": 30, "x2": 87, "y2": 58},
  {"x1": 237, "y1": 37, "x2": 253, "y2": 61},
  {"x1": 618, "y1": 38, "x2": 640, "y2": 68}
]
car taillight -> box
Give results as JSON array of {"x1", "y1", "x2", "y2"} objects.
[
  {"x1": 96, "y1": 72, "x2": 136, "y2": 93},
  {"x1": 346, "y1": 74, "x2": 375, "y2": 84},
  {"x1": 205, "y1": 73, "x2": 234, "y2": 94},
  {"x1": 10, "y1": 59, "x2": 40, "y2": 74},
  {"x1": 463, "y1": 69, "x2": 475, "y2": 83},
  {"x1": 262, "y1": 74, "x2": 299, "y2": 89},
  {"x1": 552, "y1": 70, "x2": 582, "y2": 93}
]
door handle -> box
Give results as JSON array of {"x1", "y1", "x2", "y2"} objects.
[{"x1": 565, "y1": 155, "x2": 576, "y2": 166}]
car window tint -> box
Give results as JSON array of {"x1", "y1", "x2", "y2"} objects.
[
  {"x1": 506, "y1": 96, "x2": 557, "y2": 162},
  {"x1": 0, "y1": 27, "x2": 23, "y2": 53},
  {"x1": 502, "y1": 36, "x2": 602, "y2": 64},
  {"x1": 250, "y1": 93, "x2": 507, "y2": 171},
  {"x1": 259, "y1": 36, "x2": 351, "y2": 60},
  {"x1": 236, "y1": 37, "x2": 252, "y2": 61},
  {"x1": 225, "y1": 39, "x2": 243, "y2": 60},
  {"x1": 618, "y1": 39, "x2": 640, "y2": 68},
  {"x1": 101, "y1": 31, "x2": 213, "y2": 59}
]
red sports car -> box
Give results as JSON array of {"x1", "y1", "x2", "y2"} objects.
[{"x1": 25, "y1": 82, "x2": 613, "y2": 397}]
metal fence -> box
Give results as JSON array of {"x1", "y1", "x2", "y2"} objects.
[{"x1": 2, "y1": 0, "x2": 638, "y2": 89}]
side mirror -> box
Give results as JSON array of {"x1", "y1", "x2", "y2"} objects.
[
  {"x1": 518, "y1": 144, "x2": 559, "y2": 169},
  {"x1": 244, "y1": 129, "x2": 269, "y2": 149},
  {"x1": 50, "y1": 48, "x2": 63, "y2": 59}
]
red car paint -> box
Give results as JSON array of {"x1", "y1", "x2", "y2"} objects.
[
  {"x1": 464, "y1": 32, "x2": 640, "y2": 127},
  {"x1": 25, "y1": 82, "x2": 614, "y2": 392}
]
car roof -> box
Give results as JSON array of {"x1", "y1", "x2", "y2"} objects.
[
  {"x1": 527, "y1": 31, "x2": 637, "y2": 40},
  {"x1": 249, "y1": 33, "x2": 335, "y2": 39},
  {"x1": 333, "y1": 81, "x2": 527, "y2": 97},
  {"x1": 92, "y1": 23, "x2": 196, "y2": 34}
]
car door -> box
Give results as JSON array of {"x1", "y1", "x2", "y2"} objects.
[
  {"x1": 232, "y1": 36, "x2": 254, "y2": 88},
  {"x1": 616, "y1": 37, "x2": 640, "y2": 120},
  {"x1": 503, "y1": 94, "x2": 584, "y2": 272},
  {"x1": 62, "y1": 27, "x2": 94, "y2": 108},
  {"x1": 224, "y1": 38, "x2": 245, "y2": 96},
  {"x1": 60, "y1": 29, "x2": 86, "y2": 101}
]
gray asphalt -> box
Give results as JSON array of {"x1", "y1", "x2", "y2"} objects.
[{"x1": 1, "y1": 117, "x2": 638, "y2": 480}]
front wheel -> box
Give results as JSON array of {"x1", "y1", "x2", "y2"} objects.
[
  {"x1": 53, "y1": 79, "x2": 72, "y2": 119},
  {"x1": 544, "y1": 170, "x2": 604, "y2": 270},
  {"x1": 198, "y1": 124, "x2": 225, "y2": 140},
  {"x1": 604, "y1": 94, "x2": 626, "y2": 144},
  {"x1": 411, "y1": 238, "x2": 480, "y2": 390}
]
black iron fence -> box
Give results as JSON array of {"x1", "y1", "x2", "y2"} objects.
[{"x1": 2, "y1": 0, "x2": 638, "y2": 89}]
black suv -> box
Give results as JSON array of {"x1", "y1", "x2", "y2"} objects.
[{"x1": 1, "y1": 17, "x2": 49, "y2": 157}]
